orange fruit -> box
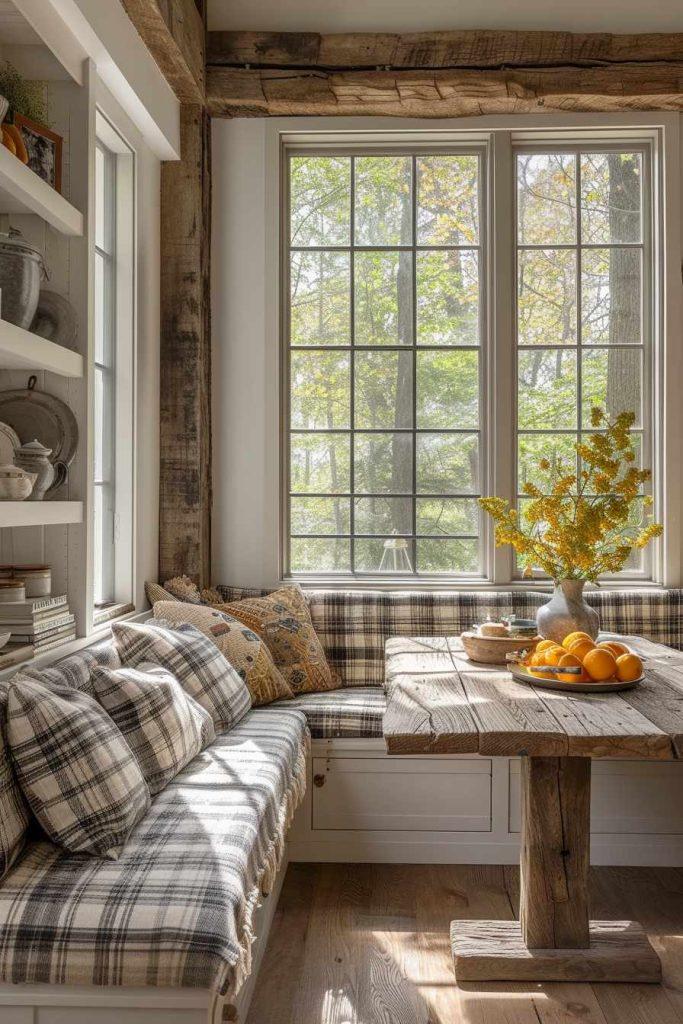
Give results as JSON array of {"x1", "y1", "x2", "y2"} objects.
[
  {"x1": 557, "y1": 652, "x2": 587, "y2": 683},
  {"x1": 615, "y1": 653, "x2": 643, "y2": 682},
  {"x1": 562, "y1": 631, "x2": 593, "y2": 650},
  {"x1": 567, "y1": 638, "x2": 596, "y2": 662},
  {"x1": 598, "y1": 640, "x2": 630, "y2": 658},
  {"x1": 543, "y1": 646, "x2": 566, "y2": 667},
  {"x1": 583, "y1": 648, "x2": 618, "y2": 682},
  {"x1": 536, "y1": 638, "x2": 560, "y2": 653}
]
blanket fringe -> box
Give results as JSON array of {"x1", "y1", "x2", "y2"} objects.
[{"x1": 209, "y1": 728, "x2": 310, "y2": 1023}]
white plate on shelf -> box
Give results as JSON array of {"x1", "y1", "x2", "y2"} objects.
[
  {"x1": 0, "y1": 632, "x2": 11, "y2": 651},
  {"x1": 0, "y1": 422, "x2": 19, "y2": 466}
]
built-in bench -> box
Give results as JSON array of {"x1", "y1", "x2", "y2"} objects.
[{"x1": 216, "y1": 587, "x2": 683, "y2": 868}]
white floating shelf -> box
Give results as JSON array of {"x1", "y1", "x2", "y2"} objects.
[
  {"x1": 0, "y1": 319, "x2": 83, "y2": 377},
  {"x1": 0, "y1": 146, "x2": 83, "y2": 236},
  {"x1": 0, "y1": 501, "x2": 83, "y2": 528}
]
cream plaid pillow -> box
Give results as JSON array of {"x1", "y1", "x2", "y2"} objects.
[
  {"x1": 7, "y1": 676, "x2": 151, "y2": 859},
  {"x1": 113, "y1": 620, "x2": 251, "y2": 732},
  {"x1": 92, "y1": 665, "x2": 215, "y2": 795}
]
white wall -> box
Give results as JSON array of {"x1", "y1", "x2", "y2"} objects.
[
  {"x1": 208, "y1": 0, "x2": 683, "y2": 34},
  {"x1": 211, "y1": 114, "x2": 683, "y2": 591}
]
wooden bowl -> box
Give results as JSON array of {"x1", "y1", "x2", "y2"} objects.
[{"x1": 461, "y1": 631, "x2": 539, "y2": 665}]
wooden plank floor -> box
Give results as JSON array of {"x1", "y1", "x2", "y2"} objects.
[{"x1": 246, "y1": 864, "x2": 683, "y2": 1024}]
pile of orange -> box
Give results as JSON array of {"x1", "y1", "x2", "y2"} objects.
[{"x1": 525, "y1": 632, "x2": 643, "y2": 684}]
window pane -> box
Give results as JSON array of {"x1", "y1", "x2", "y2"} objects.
[
  {"x1": 416, "y1": 350, "x2": 479, "y2": 429},
  {"x1": 416, "y1": 497, "x2": 479, "y2": 535},
  {"x1": 518, "y1": 433, "x2": 577, "y2": 494},
  {"x1": 95, "y1": 146, "x2": 105, "y2": 250},
  {"x1": 95, "y1": 252, "x2": 106, "y2": 363},
  {"x1": 581, "y1": 248, "x2": 641, "y2": 346},
  {"x1": 517, "y1": 349, "x2": 577, "y2": 430},
  {"x1": 417, "y1": 155, "x2": 479, "y2": 245},
  {"x1": 417, "y1": 433, "x2": 479, "y2": 494},
  {"x1": 93, "y1": 485, "x2": 103, "y2": 604},
  {"x1": 418, "y1": 538, "x2": 479, "y2": 573},
  {"x1": 290, "y1": 538, "x2": 350, "y2": 572},
  {"x1": 581, "y1": 348, "x2": 642, "y2": 427},
  {"x1": 354, "y1": 433, "x2": 412, "y2": 494},
  {"x1": 290, "y1": 251, "x2": 350, "y2": 346},
  {"x1": 290, "y1": 433, "x2": 350, "y2": 493},
  {"x1": 580, "y1": 152, "x2": 641, "y2": 244},
  {"x1": 290, "y1": 156, "x2": 350, "y2": 246},
  {"x1": 354, "y1": 251, "x2": 413, "y2": 346},
  {"x1": 290, "y1": 351, "x2": 350, "y2": 429},
  {"x1": 290, "y1": 497, "x2": 350, "y2": 535},
  {"x1": 355, "y1": 496, "x2": 412, "y2": 535},
  {"x1": 354, "y1": 156, "x2": 412, "y2": 246},
  {"x1": 355, "y1": 537, "x2": 414, "y2": 573},
  {"x1": 416, "y1": 250, "x2": 479, "y2": 346},
  {"x1": 517, "y1": 153, "x2": 576, "y2": 245},
  {"x1": 354, "y1": 350, "x2": 413, "y2": 429},
  {"x1": 518, "y1": 249, "x2": 577, "y2": 346}
]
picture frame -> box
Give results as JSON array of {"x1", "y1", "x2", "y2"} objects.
[{"x1": 13, "y1": 113, "x2": 62, "y2": 193}]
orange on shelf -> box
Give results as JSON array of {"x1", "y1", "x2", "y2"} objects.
[
  {"x1": 583, "y1": 647, "x2": 618, "y2": 682},
  {"x1": 615, "y1": 653, "x2": 643, "y2": 682}
]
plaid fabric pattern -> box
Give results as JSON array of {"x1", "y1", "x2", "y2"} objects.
[
  {"x1": 92, "y1": 665, "x2": 216, "y2": 795},
  {"x1": 113, "y1": 620, "x2": 251, "y2": 733},
  {"x1": 304, "y1": 590, "x2": 512, "y2": 686},
  {"x1": 21, "y1": 638, "x2": 120, "y2": 696},
  {"x1": 7, "y1": 675, "x2": 151, "y2": 859},
  {"x1": 0, "y1": 684, "x2": 29, "y2": 881},
  {"x1": 272, "y1": 687, "x2": 386, "y2": 738},
  {"x1": 0, "y1": 708, "x2": 309, "y2": 1000}
]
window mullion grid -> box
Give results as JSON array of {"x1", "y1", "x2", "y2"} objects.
[
  {"x1": 349, "y1": 156, "x2": 355, "y2": 574},
  {"x1": 411, "y1": 155, "x2": 418, "y2": 573},
  {"x1": 576, "y1": 152, "x2": 583, "y2": 480}
]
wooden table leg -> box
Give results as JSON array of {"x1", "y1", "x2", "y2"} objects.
[{"x1": 451, "y1": 755, "x2": 662, "y2": 983}]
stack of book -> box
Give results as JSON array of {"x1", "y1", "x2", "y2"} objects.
[{"x1": 0, "y1": 594, "x2": 76, "y2": 656}]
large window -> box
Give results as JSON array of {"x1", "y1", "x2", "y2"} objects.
[
  {"x1": 93, "y1": 117, "x2": 135, "y2": 610},
  {"x1": 283, "y1": 135, "x2": 656, "y2": 582}
]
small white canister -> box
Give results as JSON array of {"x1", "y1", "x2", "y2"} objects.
[
  {"x1": 0, "y1": 580, "x2": 25, "y2": 604},
  {"x1": 13, "y1": 565, "x2": 51, "y2": 598}
]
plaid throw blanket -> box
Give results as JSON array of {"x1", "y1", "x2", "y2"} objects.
[{"x1": 0, "y1": 708, "x2": 308, "y2": 1011}]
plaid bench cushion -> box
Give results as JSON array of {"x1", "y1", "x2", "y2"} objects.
[
  {"x1": 271, "y1": 687, "x2": 386, "y2": 739},
  {"x1": 0, "y1": 707, "x2": 308, "y2": 1002}
]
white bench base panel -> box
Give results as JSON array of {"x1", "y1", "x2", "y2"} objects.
[{"x1": 289, "y1": 739, "x2": 683, "y2": 867}]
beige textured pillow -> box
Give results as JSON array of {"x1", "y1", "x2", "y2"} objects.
[
  {"x1": 221, "y1": 586, "x2": 340, "y2": 695},
  {"x1": 153, "y1": 602, "x2": 293, "y2": 706}
]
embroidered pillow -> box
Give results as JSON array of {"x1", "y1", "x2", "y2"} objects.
[
  {"x1": 152, "y1": 601, "x2": 293, "y2": 706},
  {"x1": 92, "y1": 665, "x2": 215, "y2": 795},
  {"x1": 7, "y1": 675, "x2": 150, "y2": 859},
  {"x1": 112, "y1": 620, "x2": 251, "y2": 732},
  {"x1": 0, "y1": 685, "x2": 29, "y2": 879},
  {"x1": 221, "y1": 585, "x2": 340, "y2": 695}
]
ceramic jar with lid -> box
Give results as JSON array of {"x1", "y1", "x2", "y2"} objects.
[
  {"x1": 12, "y1": 565, "x2": 51, "y2": 598},
  {"x1": 0, "y1": 464, "x2": 36, "y2": 500},
  {"x1": 0, "y1": 228, "x2": 44, "y2": 329},
  {"x1": 13, "y1": 439, "x2": 54, "y2": 501}
]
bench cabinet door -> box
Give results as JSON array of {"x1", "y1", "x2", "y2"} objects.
[{"x1": 312, "y1": 757, "x2": 492, "y2": 832}]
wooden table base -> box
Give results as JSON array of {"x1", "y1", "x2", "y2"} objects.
[
  {"x1": 451, "y1": 919, "x2": 662, "y2": 982},
  {"x1": 451, "y1": 756, "x2": 662, "y2": 983}
]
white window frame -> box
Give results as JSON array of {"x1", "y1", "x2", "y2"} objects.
[
  {"x1": 93, "y1": 110, "x2": 136, "y2": 612},
  {"x1": 272, "y1": 115, "x2": 681, "y2": 590}
]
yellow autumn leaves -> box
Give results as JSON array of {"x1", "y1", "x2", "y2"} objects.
[{"x1": 479, "y1": 408, "x2": 662, "y2": 582}]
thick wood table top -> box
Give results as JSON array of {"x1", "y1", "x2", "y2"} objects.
[{"x1": 383, "y1": 634, "x2": 683, "y2": 759}]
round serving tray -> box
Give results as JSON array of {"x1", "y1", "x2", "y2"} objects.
[{"x1": 509, "y1": 664, "x2": 643, "y2": 694}]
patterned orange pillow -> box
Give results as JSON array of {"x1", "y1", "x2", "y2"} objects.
[
  {"x1": 220, "y1": 586, "x2": 340, "y2": 695},
  {"x1": 152, "y1": 602, "x2": 293, "y2": 706}
]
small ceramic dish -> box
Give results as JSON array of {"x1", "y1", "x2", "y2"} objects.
[{"x1": 461, "y1": 631, "x2": 539, "y2": 665}]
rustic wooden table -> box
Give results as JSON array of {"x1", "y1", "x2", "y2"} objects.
[{"x1": 383, "y1": 633, "x2": 683, "y2": 984}]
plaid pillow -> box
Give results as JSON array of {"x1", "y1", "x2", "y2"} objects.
[
  {"x1": 92, "y1": 665, "x2": 216, "y2": 795},
  {"x1": 112, "y1": 620, "x2": 251, "y2": 732},
  {"x1": 0, "y1": 685, "x2": 29, "y2": 880},
  {"x1": 7, "y1": 675, "x2": 151, "y2": 859},
  {"x1": 152, "y1": 601, "x2": 293, "y2": 706}
]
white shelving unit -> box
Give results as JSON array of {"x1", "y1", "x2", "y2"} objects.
[
  {"x1": 0, "y1": 500, "x2": 82, "y2": 528},
  {"x1": 0, "y1": 144, "x2": 83, "y2": 236},
  {"x1": 0, "y1": 318, "x2": 83, "y2": 377}
]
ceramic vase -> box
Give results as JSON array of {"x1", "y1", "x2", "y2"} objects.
[
  {"x1": 536, "y1": 579, "x2": 599, "y2": 644},
  {"x1": 14, "y1": 439, "x2": 54, "y2": 501}
]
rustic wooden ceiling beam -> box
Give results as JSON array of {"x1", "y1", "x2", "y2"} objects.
[
  {"x1": 121, "y1": 0, "x2": 205, "y2": 103},
  {"x1": 207, "y1": 64, "x2": 683, "y2": 118},
  {"x1": 207, "y1": 29, "x2": 683, "y2": 72}
]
